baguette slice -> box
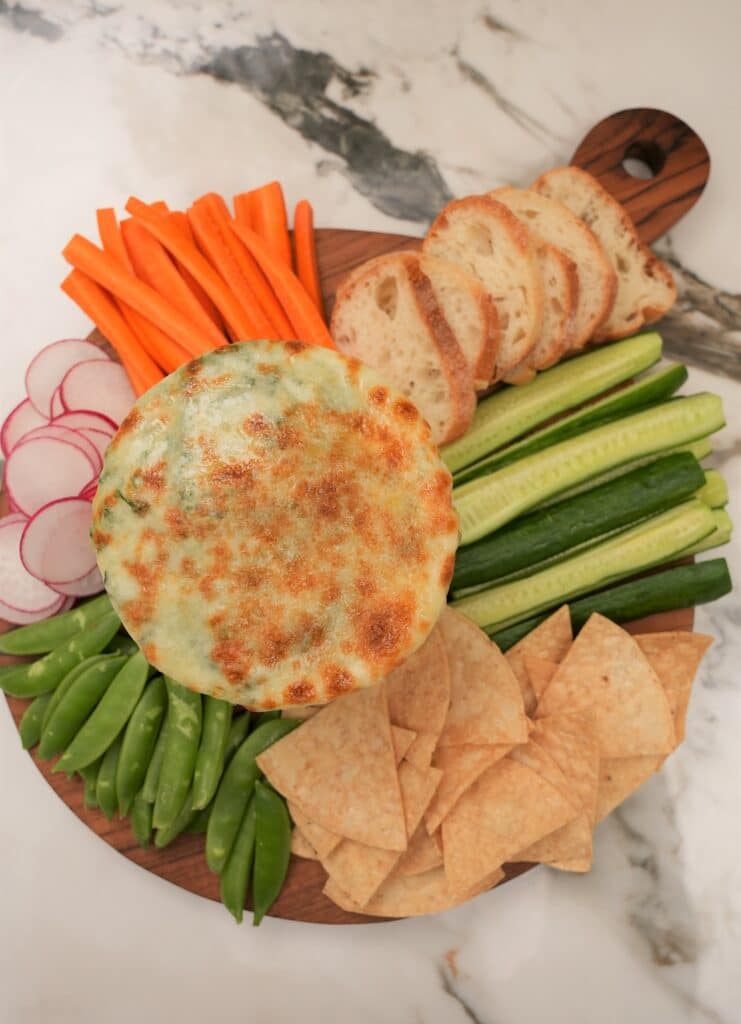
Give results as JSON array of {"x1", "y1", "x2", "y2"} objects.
[
  {"x1": 505, "y1": 243, "x2": 579, "y2": 383},
  {"x1": 330, "y1": 252, "x2": 476, "y2": 445},
  {"x1": 532, "y1": 166, "x2": 676, "y2": 340},
  {"x1": 423, "y1": 196, "x2": 544, "y2": 378},
  {"x1": 490, "y1": 186, "x2": 617, "y2": 350}
]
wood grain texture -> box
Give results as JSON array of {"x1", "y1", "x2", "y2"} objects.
[{"x1": 1, "y1": 108, "x2": 707, "y2": 924}]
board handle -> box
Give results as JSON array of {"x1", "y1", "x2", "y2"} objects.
[{"x1": 570, "y1": 108, "x2": 710, "y2": 244}]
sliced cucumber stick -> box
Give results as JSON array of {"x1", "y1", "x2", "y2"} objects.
[
  {"x1": 442, "y1": 332, "x2": 663, "y2": 473},
  {"x1": 454, "y1": 394, "x2": 724, "y2": 546},
  {"x1": 682, "y1": 508, "x2": 732, "y2": 555},
  {"x1": 696, "y1": 469, "x2": 728, "y2": 508},
  {"x1": 453, "y1": 499, "x2": 716, "y2": 630}
]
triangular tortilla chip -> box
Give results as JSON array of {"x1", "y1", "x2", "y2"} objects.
[
  {"x1": 324, "y1": 865, "x2": 506, "y2": 918},
  {"x1": 535, "y1": 614, "x2": 675, "y2": 758},
  {"x1": 397, "y1": 824, "x2": 444, "y2": 876},
  {"x1": 550, "y1": 855, "x2": 593, "y2": 873},
  {"x1": 524, "y1": 656, "x2": 558, "y2": 710},
  {"x1": 391, "y1": 725, "x2": 417, "y2": 763},
  {"x1": 506, "y1": 606, "x2": 572, "y2": 714},
  {"x1": 635, "y1": 632, "x2": 712, "y2": 743},
  {"x1": 442, "y1": 758, "x2": 577, "y2": 897},
  {"x1": 281, "y1": 705, "x2": 320, "y2": 720},
  {"x1": 530, "y1": 712, "x2": 600, "y2": 822},
  {"x1": 290, "y1": 828, "x2": 318, "y2": 859},
  {"x1": 508, "y1": 739, "x2": 581, "y2": 809},
  {"x1": 386, "y1": 625, "x2": 451, "y2": 739},
  {"x1": 257, "y1": 684, "x2": 406, "y2": 850},
  {"x1": 425, "y1": 743, "x2": 512, "y2": 835},
  {"x1": 519, "y1": 812, "x2": 593, "y2": 868},
  {"x1": 404, "y1": 731, "x2": 438, "y2": 771},
  {"x1": 595, "y1": 756, "x2": 662, "y2": 821},
  {"x1": 321, "y1": 762, "x2": 442, "y2": 906},
  {"x1": 436, "y1": 608, "x2": 527, "y2": 747}
]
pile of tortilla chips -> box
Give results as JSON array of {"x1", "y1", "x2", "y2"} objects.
[{"x1": 257, "y1": 607, "x2": 712, "y2": 919}]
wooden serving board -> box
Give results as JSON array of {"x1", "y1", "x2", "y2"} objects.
[{"x1": 2, "y1": 109, "x2": 709, "y2": 925}]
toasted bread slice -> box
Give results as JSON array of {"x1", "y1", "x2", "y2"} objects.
[
  {"x1": 532, "y1": 166, "x2": 676, "y2": 340},
  {"x1": 423, "y1": 196, "x2": 544, "y2": 378},
  {"x1": 330, "y1": 252, "x2": 476, "y2": 445},
  {"x1": 490, "y1": 186, "x2": 616, "y2": 350},
  {"x1": 505, "y1": 243, "x2": 579, "y2": 383}
]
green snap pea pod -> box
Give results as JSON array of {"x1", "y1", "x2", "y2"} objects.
[
  {"x1": 0, "y1": 594, "x2": 113, "y2": 656},
  {"x1": 104, "y1": 634, "x2": 140, "y2": 657},
  {"x1": 256, "y1": 710, "x2": 282, "y2": 723},
  {"x1": 96, "y1": 732, "x2": 124, "y2": 819},
  {"x1": 131, "y1": 790, "x2": 154, "y2": 847},
  {"x1": 115, "y1": 675, "x2": 167, "y2": 815},
  {"x1": 39, "y1": 656, "x2": 127, "y2": 759},
  {"x1": 192, "y1": 696, "x2": 232, "y2": 811},
  {"x1": 79, "y1": 758, "x2": 102, "y2": 809},
  {"x1": 152, "y1": 678, "x2": 202, "y2": 830},
  {"x1": 19, "y1": 693, "x2": 53, "y2": 750},
  {"x1": 54, "y1": 651, "x2": 150, "y2": 774},
  {"x1": 154, "y1": 788, "x2": 195, "y2": 848},
  {"x1": 185, "y1": 715, "x2": 248, "y2": 833},
  {"x1": 185, "y1": 801, "x2": 212, "y2": 834},
  {"x1": 206, "y1": 718, "x2": 299, "y2": 874},
  {"x1": 141, "y1": 719, "x2": 169, "y2": 804},
  {"x1": 40, "y1": 654, "x2": 112, "y2": 735},
  {"x1": 220, "y1": 797, "x2": 257, "y2": 924},
  {"x1": 0, "y1": 612, "x2": 120, "y2": 699},
  {"x1": 252, "y1": 781, "x2": 291, "y2": 926}
]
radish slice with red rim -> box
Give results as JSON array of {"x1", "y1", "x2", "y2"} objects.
[
  {"x1": 0, "y1": 514, "x2": 64, "y2": 621},
  {"x1": 60, "y1": 360, "x2": 134, "y2": 425},
  {"x1": 18, "y1": 424, "x2": 103, "y2": 476},
  {"x1": 78, "y1": 428, "x2": 111, "y2": 462},
  {"x1": 50, "y1": 387, "x2": 65, "y2": 418},
  {"x1": 0, "y1": 593, "x2": 69, "y2": 625},
  {"x1": 0, "y1": 399, "x2": 48, "y2": 457},
  {"x1": 20, "y1": 497, "x2": 97, "y2": 586},
  {"x1": 25, "y1": 339, "x2": 108, "y2": 418},
  {"x1": 49, "y1": 564, "x2": 103, "y2": 598},
  {"x1": 5, "y1": 436, "x2": 98, "y2": 516},
  {"x1": 52, "y1": 410, "x2": 117, "y2": 435},
  {"x1": 79, "y1": 482, "x2": 98, "y2": 502}
]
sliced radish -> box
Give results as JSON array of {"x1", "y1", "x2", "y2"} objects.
[
  {"x1": 50, "y1": 387, "x2": 65, "y2": 418},
  {"x1": 0, "y1": 593, "x2": 69, "y2": 625},
  {"x1": 0, "y1": 515, "x2": 64, "y2": 621},
  {"x1": 0, "y1": 398, "x2": 48, "y2": 457},
  {"x1": 5, "y1": 436, "x2": 98, "y2": 516},
  {"x1": 25, "y1": 339, "x2": 108, "y2": 418},
  {"x1": 79, "y1": 482, "x2": 98, "y2": 502},
  {"x1": 78, "y1": 428, "x2": 111, "y2": 462},
  {"x1": 20, "y1": 497, "x2": 97, "y2": 586},
  {"x1": 49, "y1": 564, "x2": 103, "y2": 598},
  {"x1": 52, "y1": 410, "x2": 117, "y2": 435},
  {"x1": 60, "y1": 360, "x2": 135, "y2": 425},
  {"x1": 18, "y1": 424, "x2": 103, "y2": 476}
]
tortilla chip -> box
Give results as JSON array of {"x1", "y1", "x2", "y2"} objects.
[
  {"x1": 535, "y1": 614, "x2": 675, "y2": 758},
  {"x1": 290, "y1": 828, "x2": 319, "y2": 859},
  {"x1": 436, "y1": 608, "x2": 527, "y2": 747},
  {"x1": 506, "y1": 606, "x2": 572, "y2": 714},
  {"x1": 324, "y1": 865, "x2": 506, "y2": 918},
  {"x1": 550, "y1": 856, "x2": 593, "y2": 873},
  {"x1": 391, "y1": 725, "x2": 417, "y2": 763},
  {"x1": 425, "y1": 743, "x2": 512, "y2": 835},
  {"x1": 397, "y1": 824, "x2": 444, "y2": 876},
  {"x1": 281, "y1": 705, "x2": 320, "y2": 721},
  {"x1": 524, "y1": 656, "x2": 558, "y2": 710},
  {"x1": 635, "y1": 632, "x2": 713, "y2": 743},
  {"x1": 386, "y1": 624, "x2": 451, "y2": 740},
  {"x1": 404, "y1": 731, "x2": 438, "y2": 771},
  {"x1": 530, "y1": 712, "x2": 600, "y2": 822},
  {"x1": 519, "y1": 812, "x2": 593, "y2": 868},
  {"x1": 257, "y1": 684, "x2": 406, "y2": 850},
  {"x1": 442, "y1": 758, "x2": 577, "y2": 897},
  {"x1": 595, "y1": 756, "x2": 662, "y2": 821},
  {"x1": 508, "y1": 739, "x2": 581, "y2": 809},
  {"x1": 321, "y1": 762, "x2": 442, "y2": 906}
]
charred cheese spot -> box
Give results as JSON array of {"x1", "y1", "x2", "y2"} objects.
[
  {"x1": 368, "y1": 385, "x2": 388, "y2": 406},
  {"x1": 440, "y1": 551, "x2": 456, "y2": 587},
  {"x1": 392, "y1": 398, "x2": 419, "y2": 423},
  {"x1": 322, "y1": 663, "x2": 355, "y2": 697},
  {"x1": 351, "y1": 595, "x2": 416, "y2": 665},
  {"x1": 284, "y1": 678, "x2": 316, "y2": 705}
]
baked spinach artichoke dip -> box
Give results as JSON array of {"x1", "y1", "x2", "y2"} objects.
[{"x1": 92, "y1": 340, "x2": 458, "y2": 710}]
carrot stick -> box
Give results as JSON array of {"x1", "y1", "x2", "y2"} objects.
[
  {"x1": 63, "y1": 233, "x2": 221, "y2": 358},
  {"x1": 293, "y1": 200, "x2": 324, "y2": 317},
  {"x1": 167, "y1": 211, "x2": 225, "y2": 330},
  {"x1": 61, "y1": 270, "x2": 163, "y2": 395},
  {"x1": 120, "y1": 217, "x2": 225, "y2": 348},
  {"x1": 125, "y1": 197, "x2": 260, "y2": 343},
  {"x1": 251, "y1": 182, "x2": 292, "y2": 267},
  {"x1": 233, "y1": 192, "x2": 255, "y2": 229},
  {"x1": 149, "y1": 201, "x2": 169, "y2": 214},
  {"x1": 229, "y1": 219, "x2": 334, "y2": 349}
]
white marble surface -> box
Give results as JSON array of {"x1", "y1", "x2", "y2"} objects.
[{"x1": 1, "y1": 2, "x2": 739, "y2": 1021}]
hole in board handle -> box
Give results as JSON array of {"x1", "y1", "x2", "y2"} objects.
[{"x1": 621, "y1": 140, "x2": 666, "y2": 180}]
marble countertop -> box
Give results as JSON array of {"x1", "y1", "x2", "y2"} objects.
[{"x1": 1, "y1": 2, "x2": 739, "y2": 1021}]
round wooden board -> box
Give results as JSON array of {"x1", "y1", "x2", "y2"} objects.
[{"x1": 1, "y1": 107, "x2": 706, "y2": 923}]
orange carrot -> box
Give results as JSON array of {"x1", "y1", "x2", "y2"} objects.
[
  {"x1": 120, "y1": 217, "x2": 225, "y2": 348},
  {"x1": 61, "y1": 269, "x2": 163, "y2": 395},
  {"x1": 251, "y1": 181, "x2": 292, "y2": 267},
  {"x1": 63, "y1": 233, "x2": 221, "y2": 358},
  {"x1": 229, "y1": 219, "x2": 334, "y2": 349},
  {"x1": 167, "y1": 211, "x2": 226, "y2": 330},
  {"x1": 293, "y1": 200, "x2": 324, "y2": 316},
  {"x1": 149, "y1": 201, "x2": 169, "y2": 214},
  {"x1": 125, "y1": 197, "x2": 260, "y2": 342},
  {"x1": 233, "y1": 192, "x2": 255, "y2": 229}
]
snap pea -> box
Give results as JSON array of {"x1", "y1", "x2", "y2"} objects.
[
  {"x1": 220, "y1": 797, "x2": 257, "y2": 924},
  {"x1": 40, "y1": 654, "x2": 112, "y2": 735},
  {"x1": 131, "y1": 790, "x2": 154, "y2": 848},
  {"x1": 252, "y1": 781, "x2": 291, "y2": 926},
  {"x1": 96, "y1": 732, "x2": 124, "y2": 819},
  {"x1": 0, "y1": 611, "x2": 120, "y2": 698},
  {"x1": 152, "y1": 678, "x2": 202, "y2": 830},
  {"x1": 141, "y1": 719, "x2": 169, "y2": 804},
  {"x1": 154, "y1": 788, "x2": 194, "y2": 848},
  {"x1": 54, "y1": 651, "x2": 149, "y2": 774},
  {"x1": 19, "y1": 693, "x2": 53, "y2": 750},
  {"x1": 192, "y1": 696, "x2": 232, "y2": 811},
  {"x1": 256, "y1": 710, "x2": 282, "y2": 723},
  {"x1": 224, "y1": 712, "x2": 250, "y2": 759},
  {"x1": 104, "y1": 634, "x2": 140, "y2": 657},
  {"x1": 0, "y1": 593, "x2": 112, "y2": 656},
  {"x1": 116, "y1": 675, "x2": 167, "y2": 815},
  {"x1": 206, "y1": 718, "x2": 299, "y2": 874},
  {"x1": 39, "y1": 656, "x2": 127, "y2": 759},
  {"x1": 79, "y1": 758, "x2": 102, "y2": 809},
  {"x1": 185, "y1": 801, "x2": 212, "y2": 834}
]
